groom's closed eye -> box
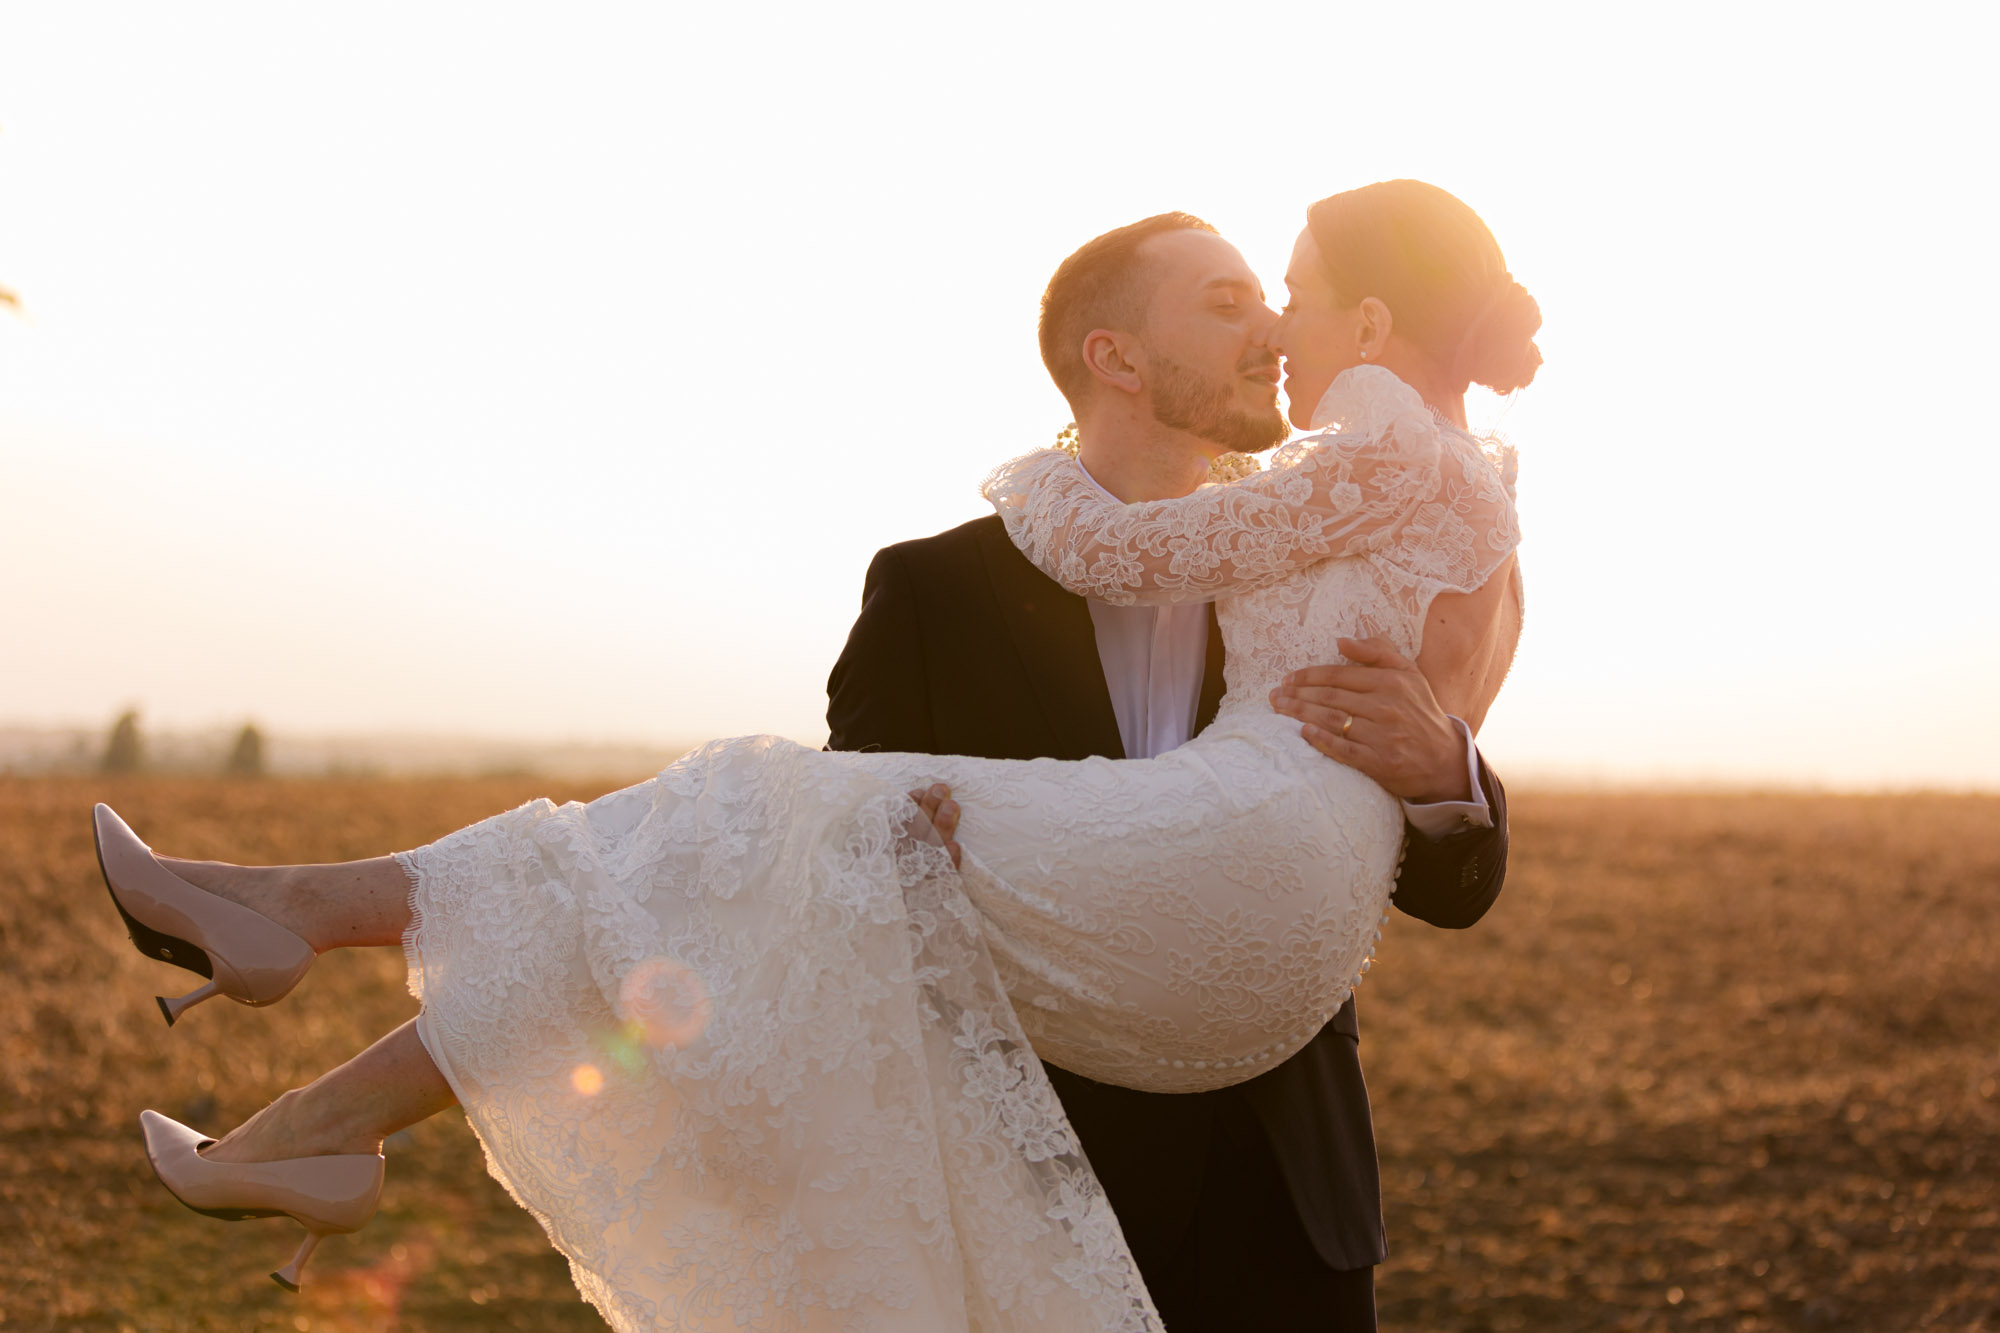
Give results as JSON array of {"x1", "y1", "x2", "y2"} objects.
[{"x1": 1203, "y1": 278, "x2": 1263, "y2": 310}]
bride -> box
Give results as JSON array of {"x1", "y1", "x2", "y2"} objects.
[{"x1": 95, "y1": 179, "x2": 1535, "y2": 1331}]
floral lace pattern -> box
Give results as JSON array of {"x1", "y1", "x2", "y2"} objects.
[
  {"x1": 405, "y1": 739, "x2": 1160, "y2": 1332},
  {"x1": 985, "y1": 364, "x2": 1520, "y2": 667},
  {"x1": 396, "y1": 367, "x2": 1519, "y2": 1329}
]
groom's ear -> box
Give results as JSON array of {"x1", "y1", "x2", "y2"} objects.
[{"x1": 1080, "y1": 328, "x2": 1146, "y2": 397}]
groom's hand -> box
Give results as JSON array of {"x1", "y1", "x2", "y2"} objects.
[
  {"x1": 906, "y1": 784, "x2": 964, "y2": 870},
  {"x1": 1268, "y1": 637, "x2": 1472, "y2": 804}
]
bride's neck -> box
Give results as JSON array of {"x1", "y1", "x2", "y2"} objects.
[{"x1": 1376, "y1": 345, "x2": 1468, "y2": 431}]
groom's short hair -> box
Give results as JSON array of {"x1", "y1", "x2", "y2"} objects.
[{"x1": 1039, "y1": 211, "x2": 1218, "y2": 413}]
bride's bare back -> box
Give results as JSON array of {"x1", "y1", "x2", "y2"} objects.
[{"x1": 1418, "y1": 554, "x2": 1521, "y2": 733}]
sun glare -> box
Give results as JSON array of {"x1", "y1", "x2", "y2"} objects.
[
  {"x1": 620, "y1": 955, "x2": 714, "y2": 1051},
  {"x1": 0, "y1": 7, "x2": 1993, "y2": 789}
]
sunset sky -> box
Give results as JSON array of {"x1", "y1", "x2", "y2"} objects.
[{"x1": 3, "y1": 3, "x2": 1995, "y2": 788}]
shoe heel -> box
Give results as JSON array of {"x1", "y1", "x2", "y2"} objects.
[
  {"x1": 157, "y1": 980, "x2": 221, "y2": 1027},
  {"x1": 270, "y1": 1229, "x2": 325, "y2": 1292}
]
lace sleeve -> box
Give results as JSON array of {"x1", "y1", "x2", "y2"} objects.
[{"x1": 984, "y1": 366, "x2": 1516, "y2": 606}]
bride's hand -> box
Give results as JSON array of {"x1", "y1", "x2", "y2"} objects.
[{"x1": 905, "y1": 783, "x2": 964, "y2": 870}]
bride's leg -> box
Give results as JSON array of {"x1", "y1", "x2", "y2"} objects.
[
  {"x1": 150, "y1": 783, "x2": 956, "y2": 958},
  {"x1": 171, "y1": 782, "x2": 953, "y2": 1157},
  {"x1": 155, "y1": 854, "x2": 415, "y2": 952},
  {"x1": 202, "y1": 1019, "x2": 455, "y2": 1163}
]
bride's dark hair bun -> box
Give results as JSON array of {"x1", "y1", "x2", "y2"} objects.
[
  {"x1": 1451, "y1": 277, "x2": 1542, "y2": 394},
  {"x1": 1305, "y1": 180, "x2": 1542, "y2": 394}
]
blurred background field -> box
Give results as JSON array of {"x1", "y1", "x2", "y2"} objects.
[{"x1": 2, "y1": 777, "x2": 1995, "y2": 1331}]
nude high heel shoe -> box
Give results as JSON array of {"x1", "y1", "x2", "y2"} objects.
[
  {"x1": 140, "y1": 1109, "x2": 385, "y2": 1292},
  {"x1": 93, "y1": 804, "x2": 315, "y2": 1024}
]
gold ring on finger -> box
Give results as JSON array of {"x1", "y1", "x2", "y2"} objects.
[{"x1": 1340, "y1": 715, "x2": 1354, "y2": 737}]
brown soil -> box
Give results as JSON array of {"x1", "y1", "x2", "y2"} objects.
[{"x1": 2, "y1": 779, "x2": 1995, "y2": 1331}]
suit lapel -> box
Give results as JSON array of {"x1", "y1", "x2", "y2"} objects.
[{"x1": 975, "y1": 520, "x2": 1126, "y2": 761}]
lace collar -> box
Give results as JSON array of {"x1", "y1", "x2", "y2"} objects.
[
  {"x1": 1305, "y1": 364, "x2": 1517, "y2": 497},
  {"x1": 1306, "y1": 365, "x2": 1432, "y2": 434}
]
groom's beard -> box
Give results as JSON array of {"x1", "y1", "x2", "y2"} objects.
[{"x1": 1146, "y1": 352, "x2": 1291, "y2": 454}]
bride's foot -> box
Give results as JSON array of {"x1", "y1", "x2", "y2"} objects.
[
  {"x1": 143, "y1": 1020, "x2": 446, "y2": 1292},
  {"x1": 140, "y1": 1107, "x2": 385, "y2": 1293},
  {"x1": 93, "y1": 805, "x2": 318, "y2": 1022},
  {"x1": 204, "y1": 1019, "x2": 450, "y2": 1167},
  {"x1": 149, "y1": 856, "x2": 321, "y2": 945},
  {"x1": 202, "y1": 1088, "x2": 384, "y2": 1164}
]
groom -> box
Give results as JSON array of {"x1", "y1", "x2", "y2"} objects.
[{"x1": 826, "y1": 212, "x2": 1509, "y2": 1330}]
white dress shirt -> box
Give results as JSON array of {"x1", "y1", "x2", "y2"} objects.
[
  {"x1": 1085, "y1": 596, "x2": 1211, "y2": 764},
  {"x1": 1075, "y1": 458, "x2": 1491, "y2": 840}
]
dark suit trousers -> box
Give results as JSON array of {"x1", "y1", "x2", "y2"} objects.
[
  {"x1": 1148, "y1": 1096, "x2": 1377, "y2": 1330},
  {"x1": 1047, "y1": 1054, "x2": 1378, "y2": 1332}
]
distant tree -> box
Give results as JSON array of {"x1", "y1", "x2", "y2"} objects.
[
  {"x1": 225, "y1": 723, "x2": 267, "y2": 777},
  {"x1": 100, "y1": 710, "x2": 144, "y2": 774}
]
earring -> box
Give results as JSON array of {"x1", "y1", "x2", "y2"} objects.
[{"x1": 1358, "y1": 349, "x2": 1369, "y2": 361}]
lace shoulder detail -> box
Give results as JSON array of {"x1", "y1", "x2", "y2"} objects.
[{"x1": 984, "y1": 366, "x2": 1514, "y2": 607}]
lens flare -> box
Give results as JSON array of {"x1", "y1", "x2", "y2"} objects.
[
  {"x1": 570, "y1": 1064, "x2": 605, "y2": 1096},
  {"x1": 619, "y1": 955, "x2": 714, "y2": 1050}
]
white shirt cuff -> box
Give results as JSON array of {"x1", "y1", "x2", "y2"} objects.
[{"x1": 1400, "y1": 717, "x2": 1492, "y2": 841}]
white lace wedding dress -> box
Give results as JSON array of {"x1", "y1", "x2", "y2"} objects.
[{"x1": 397, "y1": 366, "x2": 1520, "y2": 1331}]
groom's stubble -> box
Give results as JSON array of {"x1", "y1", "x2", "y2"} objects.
[{"x1": 1144, "y1": 344, "x2": 1291, "y2": 456}]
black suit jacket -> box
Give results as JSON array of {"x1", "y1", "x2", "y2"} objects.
[{"x1": 826, "y1": 513, "x2": 1510, "y2": 1273}]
